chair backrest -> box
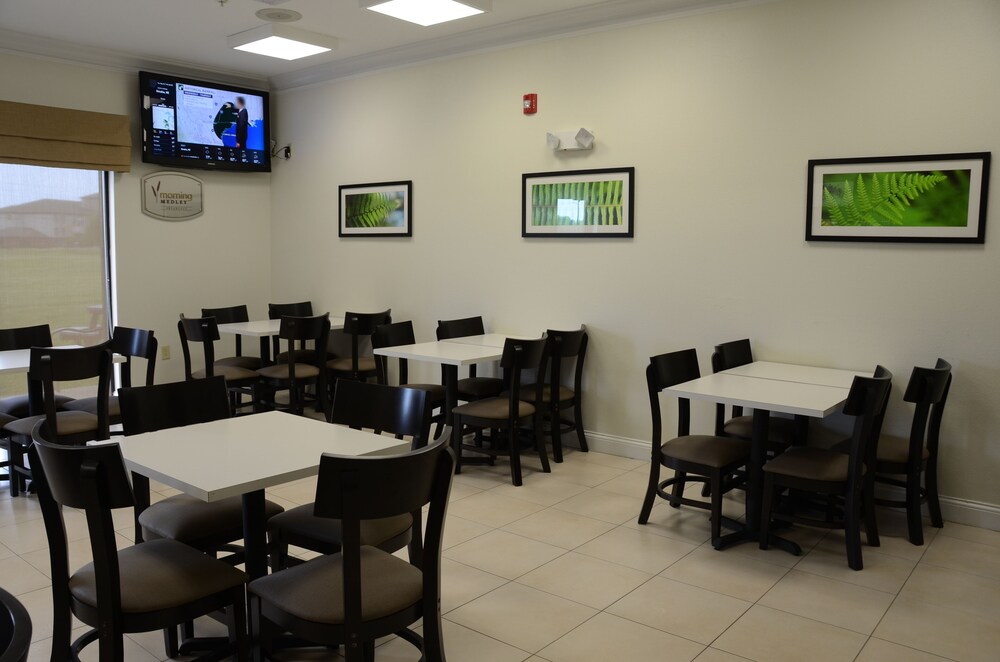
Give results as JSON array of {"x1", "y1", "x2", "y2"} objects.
[
  {"x1": 109, "y1": 326, "x2": 157, "y2": 389},
  {"x1": 372, "y1": 321, "x2": 417, "y2": 385},
  {"x1": 340, "y1": 310, "x2": 391, "y2": 372},
  {"x1": 498, "y1": 338, "x2": 546, "y2": 412},
  {"x1": 29, "y1": 344, "x2": 112, "y2": 441},
  {"x1": 202, "y1": 305, "x2": 250, "y2": 357},
  {"x1": 0, "y1": 587, "x2": 31, "y2": 662},
  {"x1": 277, "y1": 314, "x2": 331, "y2": 382},
  {"x1": 842, "y1": 366, "x2": 894, "y2": 485},
  {"x1": 900, "y1": 358, "x2": 952, "y2": 465},
  {"x1": 328, "y1": 380, "x2": 432, "y2": 448},
  {"x1": 268, "y1": 301, "x2": 313, "y2": 319},
  {"x1": 435, "y1": 316, "x2": 485, "y2": 341},
  {"x1": 647, "y1": 349, "x2": 702, "y2": 447},
  {"x1": 29, "y1": 437, "x2": 135, "y2": 639},
  {"x1": 312, "y1": 441, "x2": 454, "y2": 642},
  {"x1": 711, "y1": 338, "x2": 754, "y2": 433},
  {"x1": 177, "y1": 316, "x2": 220, "y2": 379},
  {"x1": 543, "y1": 327, "x2": 588, "y2": 401},
  {"x1": 119, "y1": 376, "x2": 231, "y2": 435},
  {"x1": 0, "y1": 324, "x2": 52, "y2": 352}
]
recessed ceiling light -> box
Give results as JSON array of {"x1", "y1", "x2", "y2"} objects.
[
  {"x1": 361, "y1": 0, "x2": 492, "y2": 27},
  {"x1": 228, "y1": 24, "x2": 338, "y2": 60}
]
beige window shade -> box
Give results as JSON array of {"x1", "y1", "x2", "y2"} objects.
[{"x1": 0, "y1": 100, "x2": 132, "y2": 172}]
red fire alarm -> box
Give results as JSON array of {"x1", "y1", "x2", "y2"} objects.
[{"x1": 523, "y1": 93, "x2": 537, "y2": 115}]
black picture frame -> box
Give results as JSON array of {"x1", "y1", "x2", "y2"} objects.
[
  {"x1": 522, "y1": 167, "x2": 635, "y2": 238},
  {"x1": 806, "y1": 152, "x2": 990, "y2": 243},
  {"x1": 339, "y1": 180, "x2": 412, "y2": 238}
]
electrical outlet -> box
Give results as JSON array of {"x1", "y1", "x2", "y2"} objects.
[{"x1": 161, "y1": 345, "x2": 171, "y2": 361}]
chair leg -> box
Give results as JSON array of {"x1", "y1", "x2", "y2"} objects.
[
  {"x1": 228, "y1": 590, "x2": 250, "y2": 662},
  {"x1": 535, "y1": 414, "x2": 551, "y2": 474},
  {"x1": 670, "y1": 471, "x2": 686, "y2": 508},
  {"x1": 845, "y1": 488, "x2": 864, "y2": 570},
  {"x1": 249, "y1": 596, "x2": 267, "y2": 662},
  {"x1": 422, "y1": 602, "x2": 447, "y2": 662},
  {"x1": 925, "y1": 462, "x2": 944, "y2": 528},
  {"x1": 509, "y1": 425, "x2": 523, "y2": 487},
  {"x1": 8, "y1": 442, "x2": 22, "y2": 497},
  {"x1": 863, "y1": 475, "x2": 880, "y2": 547},
  {"x1": 905, "y1": 470, "x2": 925, "y2": 546},
  {"x1": 270, "y1": 531, "x2": 289, "y2": 571},
  {"x1": 759, "y1": 474, "x2": 775, "y2": 550},
  {"x1": 550, "y1": 406, "x2": 564, "y2": 463},
  {"x1": 638, "y1": 462, "x2": 659, "y2": 524},
  {"x1": 710, "y1": 470, "x2": 724, "y2": 549},
  {"x1": 451, "y1": 415, "x2": 463, "y2": 475},
  {"x1": 162, "y1": 626, "x2": 179, "y2": 658},
  {"x1": 573, "y1": 403, "x2": 588, "y2": 452}
]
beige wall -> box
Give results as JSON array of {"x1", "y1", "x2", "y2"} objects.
[
  {"x1": 0, "y1": 52, "x2": 273, "y2": 384},
  {"x1": 270, "y1": 0, "x2": 1000, "y2": 509}
]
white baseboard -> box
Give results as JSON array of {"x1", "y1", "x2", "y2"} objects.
[{"x1": 583, "y1": 430, "x2": 1000, "y2": 532}]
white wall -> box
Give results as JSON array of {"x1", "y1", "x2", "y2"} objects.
[
  {"x1": 0, "y1": 52, "x2": 273, "y2": 383},
  {"x1": 271, "y1": 0, "x2": 1000, "y2": 510}
]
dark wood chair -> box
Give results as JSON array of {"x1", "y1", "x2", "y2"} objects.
[
  {"x1": 3, "y1": 344, "x2": 112, "y2": 496},
  {"x1": 522, "y1": 327, "x2": 589, "y2": 462},
  {"x1": 256, "y1": 314, "x2": 331, "y2": 415},
  {"x1": 63, "y1": 326, "x2": 158, "y2": 428},
  {"x1": 201, "y1": 305, "x2": 263, "y2": 370},
  {"x1": 327, "y1": 310, "x2": 391, "y2": 385},
  {"x1": 0, "y1": 586, "x2": 31, "y2": 662},
  {"x1": 267, "y1": 380, "x2": 433, "y2": 571},
  {"x1": 638, "y1": 349, "x2": 751, "y2": 548},
  {"x1": 436, "y1": 316, "x2": 502, "y2": 401},
  {"x1": 760, "y1": 367, "x2": 893, "y2": 570},
  {"x1": 178, "y1": 315, "x2": 261, "y2": 414},
  {"x1": 373, "y1": 320, "x2": 446, "y2": 439},
  {"x1": 268, "y1": 301, "x2": 317, "y2": 363},
  {"x1": 0, "y1": 324, "x2": 74, "y2": 419},
  {"x1": 249, "y1": 439, "x2": 454, "y2": 662},
  {"x1": 452, "y1": 338, "x2": 551, "y2": 486},
  {"x1": 712, "y1": 339, "x2": 796, "y2": 449},
  {"x1": 29, "y1": 436, "x2": 249, "y2": 662},
  {"x1": 871, "y1": 359, "x2": 952, "y2": 546}
]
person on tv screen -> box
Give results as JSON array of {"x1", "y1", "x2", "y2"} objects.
[{"x1": 235, "y1": 96, "x2": 248, "y2": 149}]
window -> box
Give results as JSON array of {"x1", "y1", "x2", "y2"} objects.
[{"x1": 0, "y1": 163, "x2": 113, "y2": 394}]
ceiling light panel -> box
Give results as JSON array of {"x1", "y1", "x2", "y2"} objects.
[
  {"x1": 228, "y1": 24, "x2": 338, "y2": 61},
  {"x1": 361, "y1": 0, "x2": 492, "y2": 27}
]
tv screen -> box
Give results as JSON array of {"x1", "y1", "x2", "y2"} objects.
[{"x1": 140, "y1": 71, "x2": 271, "y2": 172}]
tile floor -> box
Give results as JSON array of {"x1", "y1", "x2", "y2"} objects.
[{"x1": 2, "y1": 448, "x2": 999, "y2": 661}]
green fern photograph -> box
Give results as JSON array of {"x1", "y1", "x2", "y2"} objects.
[
  {"x1": 807, "y1": 153, "x2": 989, "y2": 243},
  {"x1": 339, "y1": 181, "x2": 412, "y2": 237},
  {"x1": 522, "y1": 168, "x2": 635, "y2": 238}
]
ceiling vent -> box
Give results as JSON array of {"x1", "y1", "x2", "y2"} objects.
[{"x1": 255, "y1": 7, "x2": 303, "y2": 22}]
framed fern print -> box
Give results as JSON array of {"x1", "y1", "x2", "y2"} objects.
[
  {"x1": 806, "y1": 153, "x2": 990, "y2": 243},
  {"x1": 522, "y1": 167, "x2": 635, "y2": 238},
  {"x1": 339, "y1": 180, "x2": 412, "y2": 237}
]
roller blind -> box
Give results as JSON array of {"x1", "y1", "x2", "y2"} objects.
[{"x1": 0, "y1": 100, "x2": 131, "y2": 173}]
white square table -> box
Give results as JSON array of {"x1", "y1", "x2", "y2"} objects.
[
  {"x1": 0, "y1": 347, "x2": 126, "y2": 375},
  {"x1": 442, "y1": 333, "x2": 535, "y2": 348},
  {"x1": 117, "y1": 410, "x2": 410, "y2": 578},
  {"x1": 217, "y1": 317, "x2": 346, "y2": 365},
  {"x1": 662, "y1": 360, "x2": 869, "y2": 555}
]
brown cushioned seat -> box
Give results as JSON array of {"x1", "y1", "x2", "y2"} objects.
[
  {"x1": 327, "y1": 357, "x2": 376, "y2": 373},
  {"x1": 457, "y1": 377, "x2": 503, "y2": 399},
  {"x1": 400, "y1": 383, "x2": 445, "y2": 404},
  {"x1": 3, "y1": 411, "x2": 99, "y2": 437},
  {"x1": 139, "y1": 494, "x2": 284, "y2": 545},
  {"x1": 191, "y1": 364, "x2": 259, "y2": 382},
  {"x1": 723, "y1": 415, "x2": 795, "y2": 445},
  {"x1": 276, "y1": 349, "x2": 330, "y2": 364},
  {"x1": 216, "y1": 355, "x2": 263, "y2": 370},
  {"x1": 662, "y1": 435, "x2": 751, "y2": 468},
  {"x1": 517, "y1": 384, "x2": 574, "y2": 404},
  {"x1": 257, "y1": 363, "x2": 321, "y2": 380},
  {"x1": 876, "y1": 434, "x2": 930, "y2": 464},
  {"x1": 69, "y1": 538, "x2": 247, "y2": 614},
  {"x1": 0, "y1": 393, "x2": 74, "y2": 418},
  {"x1": 268, "y1": 506, "x2": 412, "y2": 548},
  {"x1": 249, "y1": 547, "x2": 422, "y2": 623},
  {"x1": 453, "y1": 397, "x2": 534, "y2": 421},
  {"x1": 63, "y1": 395, "x2": 121, "y2": 419},
  {"x1": 763, "y1": 446, "x2": 857, "y2": 482}
]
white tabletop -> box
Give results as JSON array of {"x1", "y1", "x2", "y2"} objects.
[
  {"x1": 663, "y1": 372, "x2": 852, "y2": 418},
  {"x1": 115, "y1": 411, "x2": 410, "y2": 501},
  {"x1": 0, "y1": 347, "x2": 125, "y2": 376},
  {"x1": 723, "y1": 361, "x2": 868, "y2": 389},
  {"x1": 374, "y1": 340, "x2": 505, "y2": 367},
  {"x1": 218, "y1": 318, "x2": 346, "y2": 337},
  {"x1": 443, "y1": 333, "x2": 537, "y2": 348}
]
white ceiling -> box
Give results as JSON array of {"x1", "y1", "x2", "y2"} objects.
[{"x1": 0, "y1": 0, "x2": 755, "y2": 90}]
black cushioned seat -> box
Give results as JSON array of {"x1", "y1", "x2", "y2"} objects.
[
  {"x1": 250, "y1": 547, "x2": 422, "y2": 623},
  {"x1": 517, "y1": 384, "x2": 574, "y2": 404},
  {"x1": 139, "y1": 495, "x2": 284, "y2": 547},
  {"x1": 453, "y1": 398, "x2": 534, "y2": 421},
  {"x1": 4, "y1": 411, "x2": 98, "y2": 437},
  {"x1": 763, "y1": 446, "x2": 855, "y2": 482},
  {"x1": 0, "y1": 394, "x2": 74, "y2": 418},
  {"x1": 215, "y1": 355, "x2": 263, "y2": 370},
  {"x1": 69, "y1": 538, "x2": 247, "y2": 614},
  {"x1": 457, "y1": 377, "x2": 502, "y2": 400},
  {"x1": 662, "y1": 435, "x2": 752, "y2": 468},
  {"x1": 63, "y1": 395, "x2": 121, "y2": 419},
  {"x1": 0, "y1": 412, "x2": 15, "y2": 427},
  {"x1": 191, "y1": 364, "x2": 259, "y2": 381},
  {"x1": 267, "y1": 507, "x2": 411, "y2": 549},
  {"x1": 276, "y1": 349, "x2": 327, "y2": 365},
  {"x1": 327, "y1": 356, "x2": 376, "y2": 373},
  {"x1": 257, "y1": 363, "x2": 321, "y2": 380},
  {"x1": 723, "y1": 415, "x2": 795, "y2": 446}
]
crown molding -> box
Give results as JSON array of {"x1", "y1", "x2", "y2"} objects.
[{"x1": 0, "y1": 28, "x2": 270, "y2": 90}]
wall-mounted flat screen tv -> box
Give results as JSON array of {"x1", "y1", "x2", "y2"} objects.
[{"x1": 140, "y1": 71, "x2": 271, "y2": 172}]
